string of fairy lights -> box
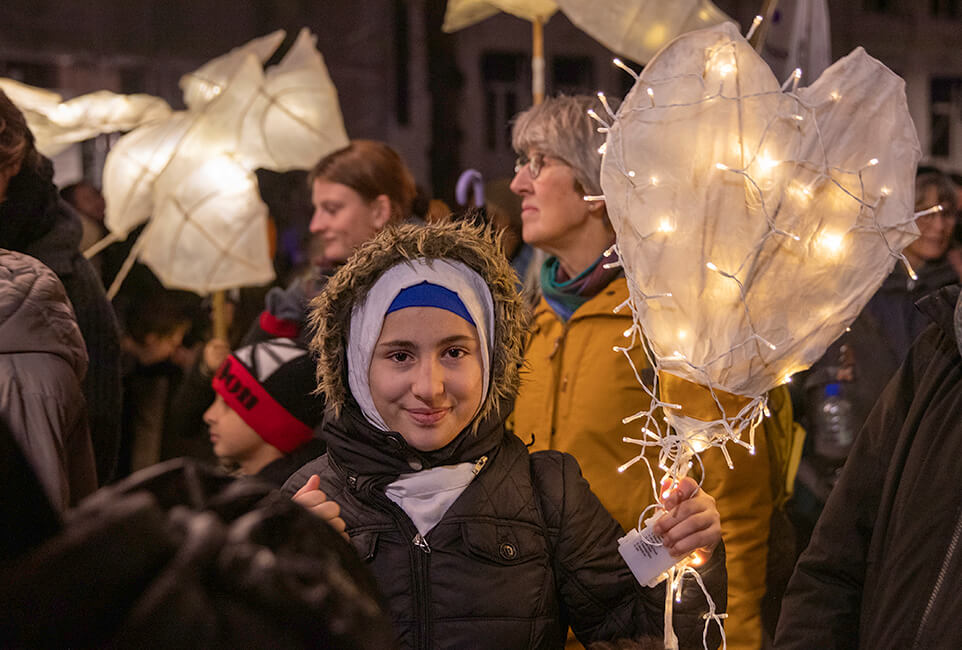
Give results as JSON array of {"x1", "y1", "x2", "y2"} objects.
[{"x1": 581, "y1": 16, "x2": 931, "y2": 650}]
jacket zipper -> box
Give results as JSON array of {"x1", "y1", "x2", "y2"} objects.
[
  {"x1": 911, "y1": 505, "x2": 962, "y2": 649},
  {"x1": 360, "y1": 480, "x2": 433, "y2": 650},
  {"x1": 472, "y1": 455, "x2": 488, "y2": 475}
]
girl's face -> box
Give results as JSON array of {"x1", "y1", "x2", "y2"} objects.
[
  {"x1": 310, "y1": 179, "x2": 390, "y2": 264},
  {"x1": 368, "y1": 306, "x2": 484, "y2": 452}
]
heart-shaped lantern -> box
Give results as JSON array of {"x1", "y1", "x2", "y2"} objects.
[{"x1": 600, "y1": 22, "x2": 921, "y2": 475}]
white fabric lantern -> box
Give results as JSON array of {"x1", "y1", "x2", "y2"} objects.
[
  {"x1": 93, "y1": 29, "x2": 348, "y2": 296},
  {"x1": 140, "y1": 155, "x2": 274, "y2": 293},
  {"x1": 101, "y1": 112, "x2": 194, "y2": 237},
  {"x1": 557, "y1": 0, "x2": 729, "y2": 64},
  {"x1": 179, "y1": 29, "x2": 285, "y2": 111},
  {"x1": 0, "y1": 78, "x2": 171, "y2": 157},
  {"x1": 442, "y1": 0, "x2": 558, "y2": 31},
  {"x1": 600, "y1": 22, "x2": 921, "y2": 469}
]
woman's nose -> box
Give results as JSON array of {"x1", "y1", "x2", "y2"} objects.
[{"x1": 309, "y1": 209, "x2": 326, "y2": 233}]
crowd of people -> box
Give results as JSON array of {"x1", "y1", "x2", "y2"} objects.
[{"x1": 2, "y1": 77, "x2": 962, "y2": 649}]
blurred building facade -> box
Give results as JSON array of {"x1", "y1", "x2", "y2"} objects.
[{"x1": 2, "y1": 0, "x2": 962, "y2": 199}]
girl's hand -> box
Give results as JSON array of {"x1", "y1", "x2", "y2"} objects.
[
  {"x1": 292, "y1": 474, "x2": 350, "y2": 542},
  {"x1": 651, "y1": 477, "x2": 721, "y2": 560}
]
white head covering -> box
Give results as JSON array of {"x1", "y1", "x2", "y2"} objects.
[{"x1": 348, "y1": 258, "x2": 495, "y2": 431}]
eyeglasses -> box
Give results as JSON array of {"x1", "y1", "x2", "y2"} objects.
[{"x1": 514, "y1": 152, "x2": 547, "y2": 179}]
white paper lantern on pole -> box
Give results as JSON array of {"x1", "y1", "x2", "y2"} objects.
[
  {"x1": 557, "y1": 0, "x2": 729, "y2": 64},
  {"x1": 101, "y1": 112, "x2": 194, "y2": 237},
  {"x1": 139, "y1": 155, "x2": 274, "y2": 293},
  {"x1": 599, "y1": 21, "x2": 921, "y2": 474},
  {"x1": 0, "y1": 78, "x2": 171, "y2": 157}
]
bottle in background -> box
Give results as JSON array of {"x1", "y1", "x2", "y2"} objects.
[{"x1": 814, "y1": 382, "x2": 854, "y2": 463}]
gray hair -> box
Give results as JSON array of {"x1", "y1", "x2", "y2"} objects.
[{"x1": 511, "y1": 95, "x2": 606, "y2": 197}]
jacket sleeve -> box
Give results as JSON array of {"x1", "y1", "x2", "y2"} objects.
[
  {"x1": 534, "y1": 451, "x2": 726, "y2": 649},
  {"x1": 773, "y1": 325, "x2": 934, "y2": 648},
  {"x1": 0, "y1": 370, "x2": 79, "y2": 511}
]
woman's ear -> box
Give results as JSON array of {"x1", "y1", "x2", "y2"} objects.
[
  {"x1": 371, "y1": 194, "x2": 393, "y2": 230},
  {"x1": 587, "y1": 198, "x2": 606, "y2": 213}
]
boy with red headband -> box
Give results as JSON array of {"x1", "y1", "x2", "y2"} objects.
[{"x1": 204, "y1": 337, "x2": 325, "y2": 487}]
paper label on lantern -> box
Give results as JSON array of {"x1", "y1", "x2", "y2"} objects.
[{"x1": 618, "y1": 513, "x2": 679, "y2": 588}]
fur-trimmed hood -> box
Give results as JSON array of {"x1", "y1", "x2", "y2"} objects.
[{"x1": 308, "y1": 220, "x2": 527, "y2": 430}]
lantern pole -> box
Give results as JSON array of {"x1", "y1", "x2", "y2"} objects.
[
  {"x1": 749, "y1": 0, "x2": 779, "y2": 52},
  {"x1": 211, "y1": 290, "x2": 229, "y2": 340},
  {"x1": 532, "y1": 17, "x2": 545, "y2": 105}
]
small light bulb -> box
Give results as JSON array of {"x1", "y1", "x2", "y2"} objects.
[
  {"x1": 881, "y1": 186, "x2": 892, "y2": 196},
  {"x1": 657, "y1": 217, "x2": 675, "y2": 233},
  {"x1": 868, "y1": 157, "x2": 879, "y2": 166},
  {"x1": 677, "y1": 329, "x2": 688, "y2": 340},
  {"x1": 627, "y1": 170, "x2": 636, "y2": 178},
  {"x1": 818, "y1": 231, "x2": 845, "y2": 254},
  {"x1": 715, "y1": 162, "x2": 729, "y2": 171},
  {"x1": 650, "y1": 175, "x2": 659, "y2": 186},
  {"x1": 646, "y1": 87, "x2": 655, "y2": 100},
  {"x1": 597, "y1": 142, "x2": 607, "y2": 155},
  {"x1": 706, "y1": 262, "x2": 719, "y2": 272},
  {"x1": 830, "y1": 90, "x2": 841, "y2": 101},
  {"x1": 623, "y1": 328, "x2": 633, "y2": 338}
]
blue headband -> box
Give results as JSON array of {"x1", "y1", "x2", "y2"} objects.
[{"x1": 386, "y1": 281, "x2": 476, "y2": 326}]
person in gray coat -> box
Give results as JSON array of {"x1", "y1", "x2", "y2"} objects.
[{"x1": 0, "y1": 249, "x2": 97, "y2": 510}]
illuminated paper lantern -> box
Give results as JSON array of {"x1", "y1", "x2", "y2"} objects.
[
  {"x1": 557, "y1": 0, "x2": 729, "y2": 64},
  {"x1": 179, "y1": 29, "x2": 285, "y2": 110},
  {"x1": 221, "y1": 28, "x2": 349, "y2": 171},
  {"x1": 0, "y1": 78, "x2": 171, "y2": 156},
  {"x1": 599, "y1": 21, "x2": 921, "y2": 470},
  {"x1": 101, "y1": 112, "x2": 194, "y2": 237},
  {"x1": 92, "y1": 29, "x2": 348, "y2": 297},
  {"x1": 442, "y1": 0, "x2": 558, "y2": 31},
  {"x1": 140, "y1": 155, "x2": 274, "y2": 293}
]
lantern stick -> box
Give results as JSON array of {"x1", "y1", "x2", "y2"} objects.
[
  {"x1": 83, "y1": 231, "x2": 122, "y2": 259},
  {"x1": 749, "y1": 0, "x2": 779, "y2": 52},
  {"x1": 532, "y1": 18, "x2": 545, "y2": 105},
  {"x1": 106, "y1": 225, "x2": 153, "y2": 300},
  {"x1": 211, "y1": 290, "x2": 229, "y2": 340}
]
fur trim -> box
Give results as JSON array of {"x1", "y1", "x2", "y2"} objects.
[{"x1": 308, "y1": 220, "x2": 528, "y2": 428}]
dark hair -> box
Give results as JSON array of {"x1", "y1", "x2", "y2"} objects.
[
  {"x1": 309, "y1": 140, "x2": 417, "y2": 223},
  {"x1": 0, "y1": 90, "x2": 34, "y2": 175}
]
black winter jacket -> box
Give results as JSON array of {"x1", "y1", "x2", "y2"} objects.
[
  {"x1": 775, "y1": 285, "x2": 962, "y2": 648},
  {"x1": 283, "y1": 405, "x2": 726, "y2": 650}
]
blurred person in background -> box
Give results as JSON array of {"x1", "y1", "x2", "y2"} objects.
[{"x1": 790, "y1": 167, "x2": 962, "y2": 550}]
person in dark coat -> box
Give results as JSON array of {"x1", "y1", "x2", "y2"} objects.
[
  {"x1": 775, "y1": 285, "x2": 962, "y2": 648},
  {"x1": 282, "y1": 221, "x2": 727, "y2": 649},
  {"x1": 0, "y1": 249, "x2": 97, "y2": 510},
  {"x1": 0, "y1": 90, "x2": 123, "y2": 485},
  {"x1": 203, "y1": 337, "x2": 325, "y2": 487}
]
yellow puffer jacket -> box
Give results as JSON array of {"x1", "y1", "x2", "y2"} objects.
[{"x1": 511, "y1": 276, "x2": 774, "y2": 650}]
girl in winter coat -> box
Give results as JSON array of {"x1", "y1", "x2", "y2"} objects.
[{"x1": 283, "y1": 220, "x2": 726, "y2": 649}]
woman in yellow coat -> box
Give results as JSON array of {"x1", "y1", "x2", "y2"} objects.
[{"x1": 508, "y1": 94, "x2": 778, "y2": 650}]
